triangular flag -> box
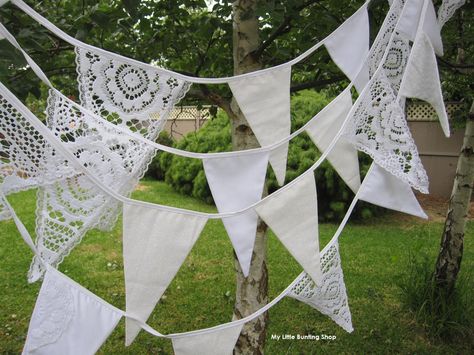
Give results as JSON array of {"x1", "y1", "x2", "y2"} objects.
[
  {"x1": 399, "y1": 31, "x2": 450, "y2": 137},
  {"x1": 123, "y1": 203, "x2": 208, "y2": 345},
  {"x1": 397, "y1": 0, "x2": 443, "y2": 56},
  {"x1": 172, "y1": 323, "x2": 243, "y2": 355},
  {"x1": 288, "y1": 240, "x2": 353, "y2": 333},
  {"x1": 305, "y1": 90, "x2": 360, "y2": 193},
  {"x1": 228, "y1": 67, "x2": 291, "y2": 186},
  {"x1": 358, "y1": 164, "x2": 428, "y2": 219},
  {"x1": 23, "y1": 267, "x2": 122, "y2": 355},
  {"x1": 255, "y1": 173, "x2": 322, "y2": 284},
  {"x1": 325, "y1": 4, "x2": 369, "y2": 92},
  {"x1": 203, "y1": 151, "x2": 269, "y2": 277}
]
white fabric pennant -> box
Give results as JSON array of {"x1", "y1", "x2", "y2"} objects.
[
  {"x1": 305, "y1": 90, "x2": 360, "y2": 193},
  {"x1": 325, "y1": 4, "x2": 370, "y2": 92},
  {"x1": 255, "y1": 173, "x2": 322, "y2": 284},
  {"x1": 228, "y1": 67, "x2": 291, "y2": 186},
  {"x1": 23, "y1": 267, "x2": 122, "y2": 355},
  {"x1": 123, "y1": 203, "x2": 208, "y2": 345},
  {"x1": 203, "y1": 151, "x2": 269, "y2": 277},
  {"x1": 399, "y1": 31, "x2": 449, "y2": 137},
  {"x1": 397, "y1": 0, "x2": 443, "y2": 56},
  {"x1": 288, "y1": 241, "x2": 353, "y2": 333},
  {"x1": 358, "y1": 164, "x2": 428, "y2": 219},
  {"x1": 172, "y1": 323, "x2": 243, "y2": 355}
]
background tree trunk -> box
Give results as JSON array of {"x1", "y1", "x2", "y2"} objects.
[
  {"x1": 434, "y1": 102, "x2": 474, "y2": 295},
  {"x1": 231, "y1": 1, "x2": 269, "y2": 354}
]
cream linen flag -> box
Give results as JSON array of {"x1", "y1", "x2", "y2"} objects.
[
  {"x1": 358, "y1": 164, "x2": 428, "y2": 219},
  {"x1": 123, "y1": 203, "x2": 208, "y2": 345},
  {"x1": 228, "y1": 67, "x2": 291, "y2": 186},
  {"x1": 325, "y1": 4, "x2": 369, "y2": 92},
  {"x1": 172, "y1": 323, "x2": 243, "y2": 355},
  {"x1": 203, "y1": 151, "x2": 269, "y2": 277},
  {"x1": 255, "y1": 173, "x2": 322, "y2": 284},
  {"x1": 399, "y1": 31, "x2": 450, "y2": 137},
  {"x1": 23, "y1": 267, "x2": 122, "y2": 355},
  {"x1": 288, "y1": 241, "x2": 353, "y2": 333},
  {"x1": 397, "y1": 0, "x2": 443, "y2": 56},
  {"x1": 305, "y1": 90, "x2": 360, "y2": 193}
]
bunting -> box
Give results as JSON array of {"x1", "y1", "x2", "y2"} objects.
[
  {"x1": 397, "y1": 0, "x2": 443, "y2": 56},
  {"x1": 203, "y1": 151, "x2": 269, "y2": 276},
  {"x1": 22, "y1": 267, "x2": 122, "y2": 355},
  {"x1": 288, "y1": 241, "x2": 353, "y2": 333},
  {"x1": 228, "y1": 67, "x2": 291, "y2": 186},
  {"x1": 171, "y1": 324, "x2": 243, "y2": 355},
  {"x1": 305, "y1": 90, "x2": 360, "y2": 193},
  {"x1": 358, "y1": 164, "x2": 428, "y2": 219},
  {"x1": 123, "y1": 203, "x2": 208, "y2": 345},
  {"x1": 255, "y1": 173, "x2": 322, "y2": 284},
  {"x1": 325, "y1": 4, "x2": 370, "y2": 92},
  {"x1": 399, "y1": 31, "x2": 450, "y2": 137}
]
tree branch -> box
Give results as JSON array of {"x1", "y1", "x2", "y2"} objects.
[
  {"x1": 253, "y1": 0, "x2": 320, "y2": 59},
  {"x1": 290, "y1": 75, "x2": 345, "y2": 92},
  {"x1": 187, "y1": 85, "x2": 234, "y2": 118}
]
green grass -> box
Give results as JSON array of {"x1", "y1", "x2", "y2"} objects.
[{"x1": 0, "y1": 181, "x2": 473, "y2": 354}]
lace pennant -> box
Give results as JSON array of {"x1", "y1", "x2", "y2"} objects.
[
  {"x1": 228, "y1": 67, "x2": 291, "y2": 186},
  {"x1": 23, "y1": 267, "x2": 122, "y2": 355},
  {"x1": 0, "y1": 92, "x2": 74, "y2": 196},
  {"x1": 325, "y1": 4, "x2": 370, "y2": 92},
  {"x1": 123, "y1": 203, "x2": 208, "y2": 346},
  {"x1": 399, "y1": 32, "x2": 450, "y2": 137},
  {"x1": 75, "y1": 47, "x2": 191, "y2": 133},
  {"x1": 203, "y1": 151, "x2": 269, "y2": 276},
  {"x1": 288, "y1": 240, "x2": 353, "y2": 333},
  {"x1": 255, "y1": 173, "x2": 322, "y2": 284},
  {"x1": 358, "y1": 163, "x2": 427, "y2": 218},
  {"x1": 344, "y1": 69, "x2": 429, "y2": 193},
  {"x1": 172, "y1": 323, "x2": 243, "y2": 355},
  {"x1": 30, "y1": 90, "x2": 158, "y2": 281},
  {"x1": 305, "y1": 90, "x2": 361, "y2": 193},
  {"x1": 438, "y1": 0, "x2": 466, "y2": 28}
]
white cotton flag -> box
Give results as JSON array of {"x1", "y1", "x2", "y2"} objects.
[
  {"x1": 305, "y1": 90, "x2": 360, "y2": 193},
  {"x1": 23, "y1": 267, "x2": 122, "y2": 355},
  {"x1": 288, "y1": 241, "x2": 353, "y2": 333},
  {"x1": 203, "y1": 151, "x2": 269, "y2": 277},
  {"x1": 255, "y1": 173, "x2": 322, "y2": 284},
  {"x1": 358, "y1": 164, "x2": 428, "y2": 219},
  {"x1": 123, "y1": 203, "x2": 208, "y2": 345},
  {"x1": 172, "y1": 323, "x2": 243, "y2": 355},
  {"x1": 228, "y1": 67, "x2": 291, "y2": 186},
  {"x1": 399, "y1": 31, "x2": 449, "y2": 137},
  {"x1": 397, "y1": 0, "x2": 443, "y2": 56},
  {"x1": 325, "y1": 4, "x2": 369, "y2": 92}
]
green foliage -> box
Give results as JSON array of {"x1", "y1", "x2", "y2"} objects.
[
  {"x1": 144, "y1": 131, "x2": 175, "y2": 181},
  {"x1": 160, "y1": 90, "x2": 381, "y2": 221},
  {"x1": 160, "y1": 112, "x2": 231, "y2": 204},
  {"x1": 398, "y1": 253, "x2": 474, "y2": 343}
]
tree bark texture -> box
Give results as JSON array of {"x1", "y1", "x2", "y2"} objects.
[
  {"x1": 231, "y1": 1, "x2": 269, "y2": 354},
  {"x1": 434, "y1": 102, "x2": 474, "y2": 294}
]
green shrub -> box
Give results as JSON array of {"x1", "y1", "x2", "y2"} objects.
[
  {"x1": 160, "y1": 90, "x2": 381, "y2": 221},
  {"x1": 145, "y1": 131, "x2": 175, "y2": 181}
]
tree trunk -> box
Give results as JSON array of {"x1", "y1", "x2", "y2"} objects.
[
  {"x1": 434, "y1": 102, "x2": 474, "y2": 295},
  {"x1": 231, "y1": 1, "x2": 269, "y2": 354}
]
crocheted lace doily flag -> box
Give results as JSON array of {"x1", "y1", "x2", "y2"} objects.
[{"x1": 288, "y1": 240, "x2": 353, "y2": 333}]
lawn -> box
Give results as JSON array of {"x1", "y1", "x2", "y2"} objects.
[{"x1": 0, "y1": 180, "x2": 473, "y2": 354}]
